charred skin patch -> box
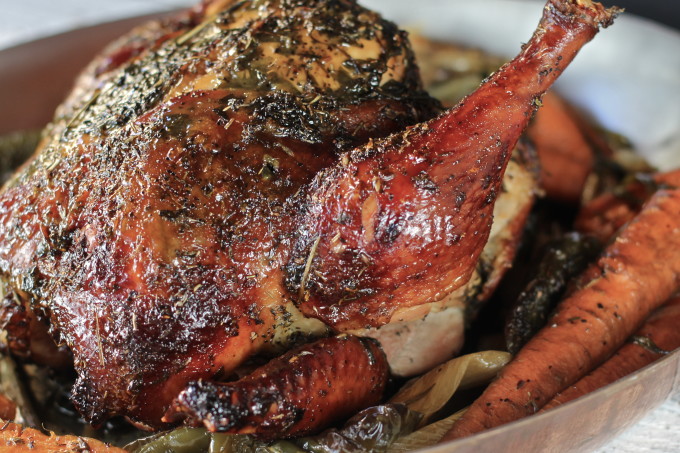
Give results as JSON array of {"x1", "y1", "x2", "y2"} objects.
[{"x1": 166, "y1": 335, "x2": 388, "y2": 439}]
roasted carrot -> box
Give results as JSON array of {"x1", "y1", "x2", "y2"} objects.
[
  {"x1": 526, "y1": 92, "x2": 595, "y2": 204},
  {"x1": 574, "y1": 185, "x2": 649, "y2": 244},
  {"x1": 541, "y1": 295, "x2": 680, "y2": 411},
  {"x1": 575, "y1": 168, "x2": 680, "y2": 243},
  {"x1": 0, "y1": 421, "x2": 125, "y2": 452},
  {"x1": 442, "y1": 186, "x2": 680, "y2": 440},
  {"x1": 654, "y1": 169, "x2": 680, "y2": 187}
]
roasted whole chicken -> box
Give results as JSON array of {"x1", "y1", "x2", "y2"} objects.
[{"x1": 0, "y1": 0, "x2": 615, "y2": 439}]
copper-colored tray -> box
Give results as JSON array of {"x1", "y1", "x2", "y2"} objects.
[{"x1": 0, "y1": 3, "x2": 678, "y2": 452}]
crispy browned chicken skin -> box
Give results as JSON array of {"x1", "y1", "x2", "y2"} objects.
[
  {"x1": 0, "y1": 0, "x2": 436, "y2": 429},
  {"x1": 0, "y1": 0, "x2": 613, "y2": 436}
]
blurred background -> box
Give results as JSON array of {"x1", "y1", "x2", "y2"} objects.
[
  {"x1": 603, "y1": 0, "x2": 679, "y2": 30},
  {"x1": 0, "y1": 0, "x2": 678, "y2": 49}
]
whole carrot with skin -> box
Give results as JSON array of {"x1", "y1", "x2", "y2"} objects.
[
  {"x1": 527, "y1": 92, "x2": 594, "y2": 204},
  {"x1": 0, "y1": 421, "x2": 125, "y2": 452},
  {"x1": 443, "y1": 186, "x2": 680, "y2": 440},
  {"x1": 575, "y1": 169, "x2": 680, "y2": 243},
  {"x1": 541, "y1": 295, "x2": 680, "y2": 411}
]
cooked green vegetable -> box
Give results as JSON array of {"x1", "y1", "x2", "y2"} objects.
[
  {"x1": 390, "y1": 351, "x2": 511, "y2": 425},
  {"x1": 209, "y1": 435, "x2": 303, "y2": 453},
  {"x1": 386, "y1": 351, "x2": 509, "y2": 452},
  {"x1": 505, "y1": 232, "x2": 601, "y2": 354},
  {"x1": 130, "y1": 428, "x2": 212, "y2": 453},
  {"x1": 295, "y1": 405, "x2": 421, "y2": 453},
  {"x1": 386, "y1": 409, "x2": 466, "y2": 452},
  {"x1": 128, "y1": 405, "x2": 420, "y2": 453}
]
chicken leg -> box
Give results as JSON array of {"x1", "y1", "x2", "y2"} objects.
[{"x1": 287, "y1": 0, "x2": 619, "y2": 330}]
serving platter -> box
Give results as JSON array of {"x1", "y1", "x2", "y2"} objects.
[{"x1": 0, "y1": 1, "x2": 679, "y2": 451}]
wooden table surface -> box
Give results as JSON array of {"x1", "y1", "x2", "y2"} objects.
[{"x1": 0, "y1": 1, "x2": 678, "y2": 452}]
